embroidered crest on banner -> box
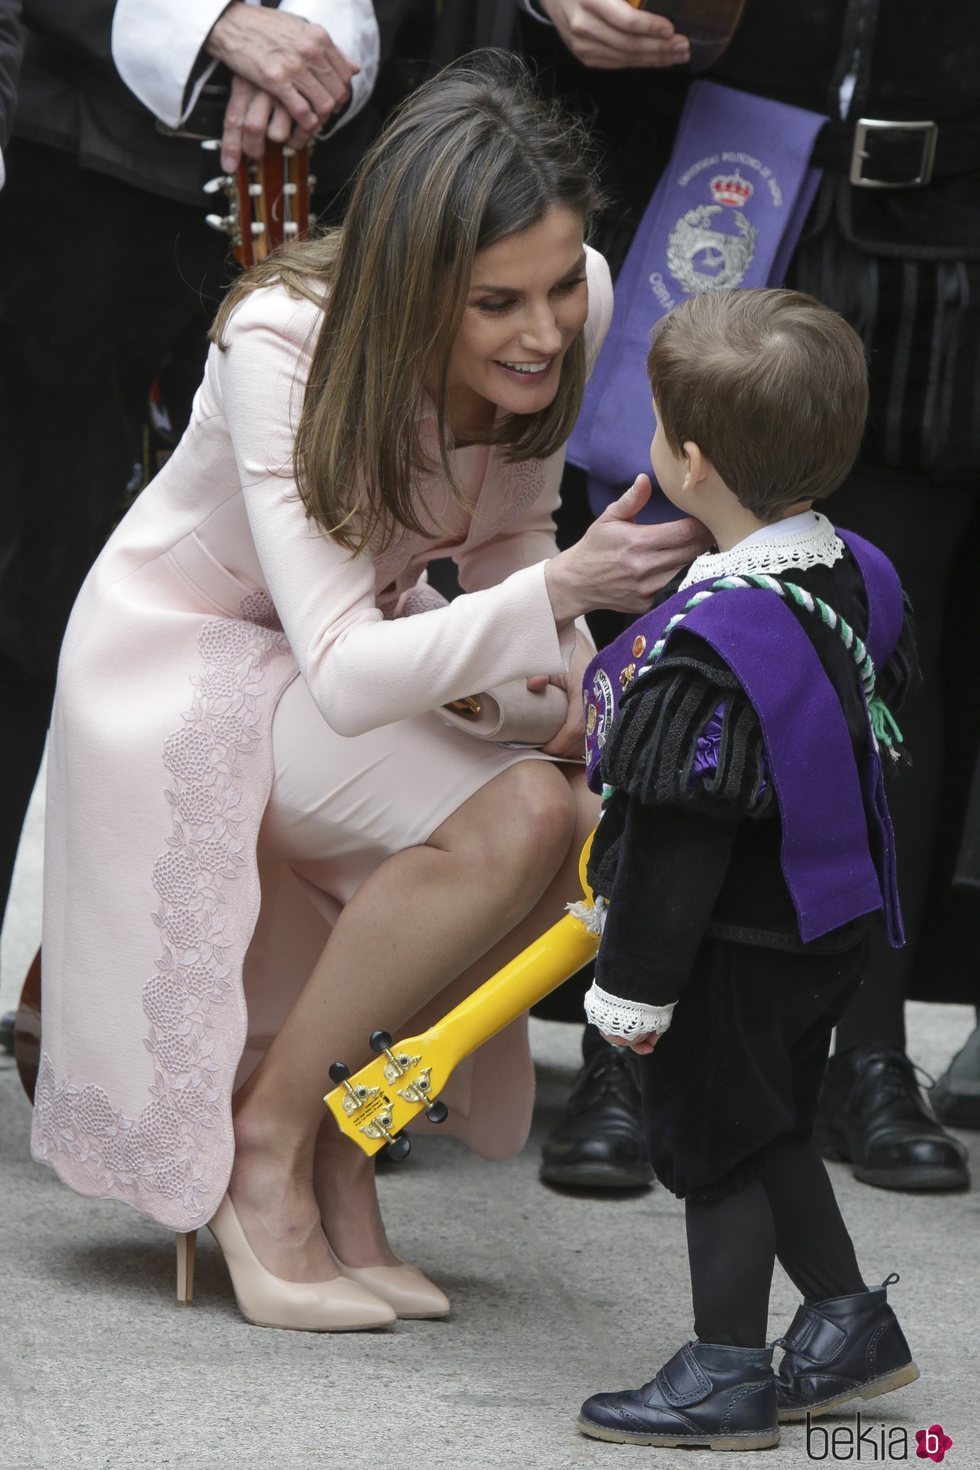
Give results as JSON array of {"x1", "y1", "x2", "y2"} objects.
[{"x1": 666, "y1": 169, "x2": 759, "y2": 294}]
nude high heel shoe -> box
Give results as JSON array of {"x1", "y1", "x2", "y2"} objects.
[
  {"x1": 175, "y1": 1196, "x2": 397, "y2": 1331},
  {"x1": 336, "y1": 1260, "x2": 450, "y2": 1320}
]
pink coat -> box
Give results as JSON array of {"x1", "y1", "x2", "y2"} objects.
[{"x1": 31, "y1": 250, "x2": 614, "y2": 1229}]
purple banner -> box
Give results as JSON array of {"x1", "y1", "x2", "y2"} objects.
[{"x1": 570, "y1": 80, "x2": 826, "y2": 522}]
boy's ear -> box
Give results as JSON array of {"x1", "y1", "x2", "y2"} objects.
[{"x1": 682, "y1": 440, "x2": 706, "y2": 491}]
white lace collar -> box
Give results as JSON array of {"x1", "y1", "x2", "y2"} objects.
[{"x1": 679, "y1": 511, "x2": 845, "y2": 590}]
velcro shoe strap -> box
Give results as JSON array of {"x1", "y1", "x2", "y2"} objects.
[
  {"x1": 655, "y1": 1344, "x2": 713, "y2": 1406},
  {"x1": 780, "y1": 1306, "x2": 848, "y2": 1365}
]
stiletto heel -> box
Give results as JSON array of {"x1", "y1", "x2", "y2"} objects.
[
  {"x1": 176, "y1": 1230, "x2": 197, "y2": 1305},
  {"x1": 206, "y1": 1195, "x2": 397, "y2": 1332},
  {"x1": 337, "y1": 1260, "x2": 450, "y2": 1319}
]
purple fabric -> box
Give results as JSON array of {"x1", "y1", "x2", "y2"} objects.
[
  {"x1": 582, "y1": 534, "x2": 906, "y2": 946},
  {"x1": 568, "y1": 80, "x2": 826, "y2": 523},
  {"x1": 691, "y1": 702, "x2": 726, "y2": 782}
]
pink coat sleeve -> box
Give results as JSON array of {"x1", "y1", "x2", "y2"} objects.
[{"x1": 215, "y1": 287, "x2": 571, "y2": 737}]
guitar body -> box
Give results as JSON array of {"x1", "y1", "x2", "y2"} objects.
[
  {"x1": 13, "y1": 948, "x2": 41, "y2": 1103},
  {"x1": 630, "y1": 0, "x2": 746, "y2": 71}
]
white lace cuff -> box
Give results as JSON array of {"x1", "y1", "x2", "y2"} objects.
[{"x1": 583, "y1": 982, "x2": 676, "y2": 1043}]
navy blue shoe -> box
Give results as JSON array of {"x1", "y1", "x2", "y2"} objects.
[
  {"x1": 775, "y1": 1276, "x2": 919, "y2": 1422},
  {"x1": 578, "y1": 1339, "x2": 779, "y2": 1451}
]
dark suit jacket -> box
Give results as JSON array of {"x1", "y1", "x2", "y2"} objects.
[{"x1": 0, "y1": 0, "x2": 21, "y2": 151}]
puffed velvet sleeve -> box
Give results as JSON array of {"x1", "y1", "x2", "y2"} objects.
[{"x1": 214, "y1": 286, "x2": 573, "y2": 736}]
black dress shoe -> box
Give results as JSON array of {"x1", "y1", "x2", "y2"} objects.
[
  {"x1": 540, "y1": 1040, "x2": 653, "y2": 1188},
  {"x1": 814, "y1": 1044, "x2": 970, "y2": 1191},
  {"x1": 578, "y1": 1339, "x2": 779, "y2": 1450},
  {"x1": 775, "y1": 1276, "x2": 919, "y2": 1422},
  {"x1": 931, "y1": 1022, "x2": 980, "y2": 1129}
]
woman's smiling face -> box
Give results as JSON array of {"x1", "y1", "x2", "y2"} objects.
[{"x1": 438, "y1": 205, "x2": 589, "y2": 439}]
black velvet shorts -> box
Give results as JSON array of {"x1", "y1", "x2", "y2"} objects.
[{"x1": 636, "y1": 935, "x2": 867, "y2": 1201}]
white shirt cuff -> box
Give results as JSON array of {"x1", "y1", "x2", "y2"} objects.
[{"x1": 584, "y1": 981, "x2": 676, "y2": 1042}]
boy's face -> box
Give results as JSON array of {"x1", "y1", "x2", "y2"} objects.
[{"x1": 650, "y1": 400, "x2": 690, "y2": 510}]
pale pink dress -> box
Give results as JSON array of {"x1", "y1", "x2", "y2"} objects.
[{"x1": 31, "y1": 249, "x2": 614, "y2": 1230}]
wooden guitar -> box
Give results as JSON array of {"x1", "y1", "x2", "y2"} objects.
[
  {"x1": 324, "y1": 837, "x2": 602, "y2": 1159},
  {"x1": 202, "y1": 141, "x2": 311, "y2": 266},
  {"x1": 628, "y1": 0, "x2": 746, "y2": 72}
]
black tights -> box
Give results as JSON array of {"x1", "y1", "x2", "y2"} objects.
[{"x1": 685, "y1": 1136, "x2": 867, "y2": 1348}]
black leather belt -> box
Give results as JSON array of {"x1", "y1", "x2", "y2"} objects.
[{"x1": 814, "y1": 115, "x2": 980, "y2": 188}]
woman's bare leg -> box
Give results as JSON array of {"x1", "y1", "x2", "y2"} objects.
[
  {"x1": 313, "y1": 764, "x2": 598, "y2": 1268},
  {"x1": 229, "y1": 760, "x2": 597, "y2": 1280}
]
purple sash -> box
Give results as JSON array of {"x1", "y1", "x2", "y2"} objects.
[
  {"x1": 582, "y1": 533, "x2": 905, "y2": 946},
  {"x1": 569, "y1": 80, "x2": 826, "y2": 524}
]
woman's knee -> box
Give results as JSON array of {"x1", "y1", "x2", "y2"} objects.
[{"x1": 434, "y1": 761, "x2": 576, "y2": 875}]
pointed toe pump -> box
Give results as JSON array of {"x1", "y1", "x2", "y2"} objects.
[
  {"x1": 337, "y1": 1261, "x2": 450, "y2": 1320},
  {"x1": 175, "y1": 1196, "x2": 397, "y2": 1331}
]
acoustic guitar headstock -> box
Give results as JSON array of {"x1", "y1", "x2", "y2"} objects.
[{"x1": 202, "y1": 142, "x2": 312, "y2": 266}]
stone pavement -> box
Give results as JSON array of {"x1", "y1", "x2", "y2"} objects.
[{"x1": 2, "y1": 778, "x2": 978, "y2": 1470}]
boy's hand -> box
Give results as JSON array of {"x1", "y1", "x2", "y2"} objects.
[{"x1": 602, "y1": 1030, "x2": 659, "y2": 1054}]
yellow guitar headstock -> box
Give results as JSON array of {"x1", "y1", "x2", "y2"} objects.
[{"x1": 325, "y1": 1030, "x2": 451, "y2": 1161}]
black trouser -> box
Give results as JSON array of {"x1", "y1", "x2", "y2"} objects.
[
  {"x1": 685, "y1": 1135, "x2": 866, "y2": 1347},
  {"x1": 0, "y1": 140, "x2": 234, "y2": 933}
]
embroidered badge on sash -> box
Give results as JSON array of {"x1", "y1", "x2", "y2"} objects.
[
  {"x1": 666, "y1": 171, "x2": 758, "y2": 294},
  {"x1": 592, "y1": 668, "x2": 615, "y2": 749}
]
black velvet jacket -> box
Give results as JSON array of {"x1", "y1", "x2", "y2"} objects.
[{"x1": 586, "y1": 548, "x2": 914, "y2": 1014}]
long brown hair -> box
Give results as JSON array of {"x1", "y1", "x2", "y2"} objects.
[{"x1": 212, "y1": 54, "x2": 601, "y2": 553}]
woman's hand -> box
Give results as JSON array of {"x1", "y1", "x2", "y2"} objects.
[
  {"x1": 545, "y1": 474, "x2": 711, "y2": 622},
  {"x1": 602, "y1": 1030, "x2": 660, "y2": 1054},
  {"x1": 527, "y1": 630, "x2": 594, "y2": 759}
]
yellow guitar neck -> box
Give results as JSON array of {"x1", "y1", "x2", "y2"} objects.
[
  {"x1": 426, "y1": 911, "x2": 599, "y2": 1070},
  {"x1": 323, "y1": 906, "x2": 600, "y2": 1156}
]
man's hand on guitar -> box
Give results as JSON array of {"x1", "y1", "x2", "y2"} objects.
[
  {"x1": 207, "y1": 3, "x2": 358, "y2": 170},
  {"x1": 537, "y1": 0, "x2": 690, "y2": 69}
]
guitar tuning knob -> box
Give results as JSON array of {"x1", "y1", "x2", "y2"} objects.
[
  {"x1": 283, "y1": 222, "x2": 300, "y2": 238},
  {"x1": 369, "y1": 1030, "x2": 393, "y2": 1054},
  {"x1": 250, "y1": 222, "x2": 266, "y2": 238},
  {"x1": 385, "y1": 1134, "x2": 412, "y2": 1162},
  {"x1": 200, "y1": 138, "x2": 222, "y2": 153},
  {"x1": 328, "y1": 1061, "x2": 351, "y2": 1085},
  {"x1": 307, "y1": 174, "x2": 317, "y2": 190},
  {"x1": 424, "y1": 1101, "x2": 449, "y2": 1125},
  {"x1": 203, "y1": 175, "x2": 235, "y2": 195},
  {"x1": 205, "y1": 212, "x2": 239, "y2": 237}
]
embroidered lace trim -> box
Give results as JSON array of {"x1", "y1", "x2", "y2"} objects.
[
  {"x1": 33, "y1": 590, "x2": 289, "y2": 1222},
  {"x1": 680, "y1": 513, "x2": 844, "y2": 590},
  {"x1": 583, "y1": 981, "x2": 676, "y2": 1042}
]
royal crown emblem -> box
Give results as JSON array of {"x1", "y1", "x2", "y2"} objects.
[{"x1": 710, "y1": 170, "x2": 753, "y2": 208}]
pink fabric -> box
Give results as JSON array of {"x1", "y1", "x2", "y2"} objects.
[{"x1": 31, "y1": 249, "x2": 613, "y2": 1230}]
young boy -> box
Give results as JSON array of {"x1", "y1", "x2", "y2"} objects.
[{"x1": 576, "y1": 289, "x2": 919, "y2": 1452}]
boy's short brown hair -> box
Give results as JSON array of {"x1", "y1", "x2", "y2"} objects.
[{"x1": 646, "y1": 288, "x2": 869, "y2": 519}]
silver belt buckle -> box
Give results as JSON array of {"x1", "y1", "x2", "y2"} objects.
[{"x1": 850, "y1": 118, "x2": 939, "y2": 189}]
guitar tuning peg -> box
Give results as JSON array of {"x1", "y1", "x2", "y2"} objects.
[
  {"x1": 424, "y1": 1100, "x2": 449, "y2": 1125},
  {"x1": 369, "y1": 1030, "x2": 393, "y2": 1054},
  {"x1": 283, "y1": 222, "x2": 299, "y2": 238},
  {"x1": 205, "y1": 212, "x2": 239, "y2": 237},
  {"x1": 203, "y1": 175, "x2": 235, "y2": 195},
  {"x1": 250, "y1": 222, "x2": 266, "y2": 238},
  {"x1": 247, "y1": 182, "x2": 263, "y2": 197},
  {"x1": 328, "y1": 1061, "x2": 351, "y2": 1085},
  {"x1": 307, "y1": 175, "x2": 317, "y2": 190},
  {"x1": 282, "y1": 182, "x2": 298, "y2": 197},
  {"x1": 282, "y1": 145, "x2": 295, "y2": 159},
  {"x1": 385, "y1": 1134, "x2": 412, "y2": 1162},
  {"x1": 200, "y1": 138, "x2": 222, "y2": 153}
]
